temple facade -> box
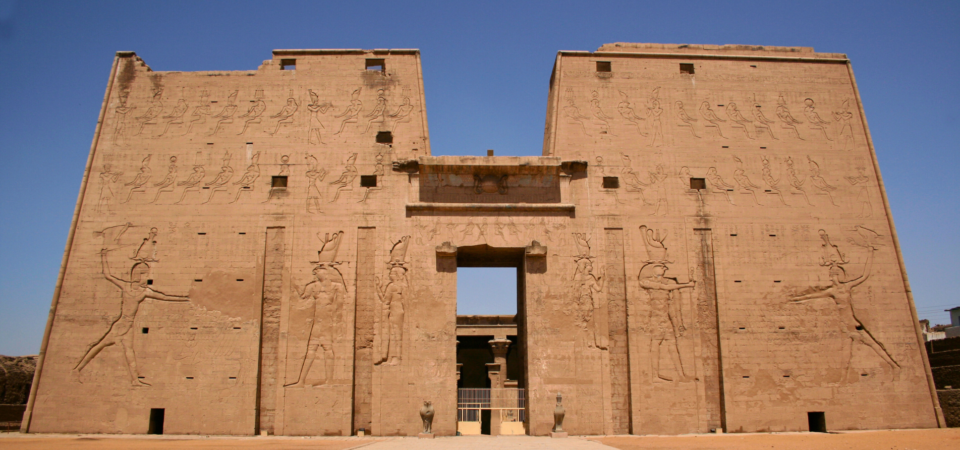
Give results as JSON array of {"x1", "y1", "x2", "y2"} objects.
[{"x1": 22, "y1": 43, "x2": 944, "y2": 436}]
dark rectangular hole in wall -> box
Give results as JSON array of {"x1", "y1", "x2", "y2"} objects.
[
  {"x1": 774, "y1": 280, "x2": 782, "y2": 283},
  {"x1": 148, "y1": 408, "x2": 164, "y2": 435},
  {"x1": 236, "y1": 279, "x2": 244, "y2": 282},
  {"x1": 690, "y1": 178, "x2": 706, "y2": 190},
  {"x1": 197, "y1": 232, "x2": 206, "y2": 235},
  {"x1": 739, "y1": 327, "x2": 746, "y2": 330},
  {"x1": 239, "y1": 232, "x2": 246, "y2": 235},
  {"x1": 186, "y1": 377, "x2": 194, "y2": 380},
  {"x1": 808, "y1": 412, "x2": 826, "y2": 432},
  {"x1": 146, "y1": 279, "x2": 153, "y2": 285},
  {"x1": 750, "y1": 64, "x2": 757, "y2": 68},
  {"x1": 365, "y1": 58, "x2": 385, "y2": 72},
  {"x1": 596, "y1": 61, "x2": 611, "y2": 72},
  {"x1": 280, "y1": 59, "x2": 296, "y2": 70},
  {"x1": 769, "y1": 234, "x2": 777, "y2": 237},
  {"x1": 722, "y1": 145, "x2": 729, "y2": 148},
  {"x1": 361, "y1": 175, "x2": 378, "y2": 187},
  {"x1": 194, "y1": 279, "x2": 202, "y2": 282},
  {"x1": 229, "y1": 377, "x2": 237, "y2": 380},
  {"x1": 778, "y1": 326, "x2": 785, "y2": 330},
  {"x1": 602, "y1": 176, "x2": 620, "y2": 189},
  {"x1": 142, "y1": 327, "x2": 149, "y2": 334},
  {"x1": 760, "y1": 146, "x2": 767, "y2": 149},
  {"x1": 190, "y1": 327, "x2": 198, "y2": 330},
  {"x1": 734, "y1": 280, "x2": 742, "y2": 283},
  {"x1": 730, "y1": 234, "x2": 737, "y2": 237},
  {"x1": 272, "y1": 176, "x2": 288, "y2": 188},
  {"x1": 233, "y1": 327, "x2": 241, "y2": 330},
  {"x1": 376, "y1": 131, "x2": 393, "y2": 143},
  {"x1": 680, "y1": 63, "x2": 695, "y2": 74},
  {"x1": 717, "y1": 104, "x2": 725, "y2": 107}
]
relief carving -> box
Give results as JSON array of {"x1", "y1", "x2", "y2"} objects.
[
  {"x1": 376, "y1": 236, "x2": 410, "y2": 365},
  {"x1": 637, "y1": 226, "x2": 695, "y2": 382},
  {"x1": 238, "y1": 90, "x2": 267, "y2": 135},
  {"x1": 175, "y1": 152, "x2": 206, "y2": 204},
  {"x1": 286, "y1": 231, "x2": 346, "y2": 387},
  {"x1": 329, "y1": 153, "x2": 358, "y2": 202},
  {"x1": 571, "y1": 233, "x2": 607, "y2": 350},
  {"x1": 334, "y1": 88, "x2": 363, "y2": 135},
  {"x1": 618, "y1": 91, "x2": 648, "y2": 136},
  {"x1": 698, "y1": 101, "x2": 727, "y2": 139},
  {"x1": 845, "y1": 163, "x2": 872, "y2": 217},
  {"x1": 96, "y1": 163, "x2": 123, "y2": 213},
  {"x1": 149, "y1": 156, "x2": 178, "y2": 204},
  {"x1": 158, "y1": 97, "x2": 188, "y2": 137},
  {"x1": 268, "y1": 93, "x2": 299, "y2": 135},
  {"x1": 203, "y1": 151, "x2": 235, "y2": 204},
  {"x1": 776, "y1": 94, "x2": 804, "y2": 140},
  {"x1": 185, "y1": 90, "x2": 212, "y2": 134},
  {"x1": 229, "y1": 152, "x2": 260, "y2": 203},
  {"x1": 121, "y1": 155, "x2": 152, "y2": 204},
  {"x1": 304, "y1": 154, "x2": 327, "y2": 213},
  {"x1": 359, "y1": 153, "x2": 386, "y2": 203},
  {"x1": 209, "y1": 90, "x2": 239, "y2": 136},
  {"x1": 306, "y1": 90, "x2": 333, "y2": 144},
  {"x1": 802, "y1": 98, "x2": 832, "y2": 141},
  {"x1": 725, "y1": 102, "x2": 755, "y2": 140},
  {"x1": 74, "y1": 225, "x2": 190, "y2": 386},
  {"x1": 789, "y1": 230, "x2": 900, "y2": 382},
  {"x1": 134, "y1": 88, "x2": 164, "y2": 136},
  {"x1": 674, "y1": 101, "x2": 699, "y2": 138},
  {"x1": 732, "y1": 156, "x2": 762, "y2": 205}
]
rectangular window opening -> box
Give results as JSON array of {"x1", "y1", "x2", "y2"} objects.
[
  {"x1": 602, "y1": 176, "x2": 620, "y2": 189},
  {"x1": 272, "y1": 176, "x2": 288, "y2": 188},
  {"x1": 760, "y1": 146, "x2": 767, "y2": 149},
  {"x1": 778, "y1": 326, "x2": 786, "y2": 330},
  {"x1": 376, "y1": 131, "x2": 393, "y2": 144},
  {"x1": 774, "y1": 280, "x2": 782, "y2": 283},
  {"x1": 361, "y1": 175, "x2": 378, "y2": 188},
  {"x1": 186, "y1": 377, "x2": 194, "y2": 380},
  {"x1": 734, "y1": 280, "x2": 742, "y2": 283},
  {"x1": 730, "y1": 234, "x2": 737, "y2": 237},
  {"x1": 280, "y1": 59, "x2": 296, "y2": 70},
  {"x1": 596, "y1": 61, "x2": 611, "y2": 72},
  {"x1": 769, "y1": 234, "x2": 777, "y2": 237},
  {"x1": 146, "y1": 279, "x2": 153, "y2": 285},
  {"x1": 738, "y1": 327, "x2": 746, "y2": 330},
  {"x1": 365, "y1": 58, "x2": 385, "y2": 72},
  {"x1": 807, "y1": 412, "x2": 826, "y2": 433},
  {"x1": 148, "y1": 409, "x2": 164, "y2": 435},
  {"x1": 680, "y1": 63, "x2": 695, "y2": 74},
  {"x1": 142, "y1": 327, "x2": 149, "y2": 334},
  {"x1": 690, "y1": 178, "x2": 706, "y2": 190}
]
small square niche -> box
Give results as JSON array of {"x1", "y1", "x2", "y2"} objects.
[
  {"x1": 376, "y1": 131, "x2": 393, "y2": 144},
  {"x1": 280, "y1": 59, "x2": 296, "y2": 70},
  {"x1": 602, "y1": 176, "x2": 619, "y2": 189},
  {"x1": 361, "y1": 175, "x2": 378, "y2": 188},
  {"x1": 680, "y1": 63, "x2": 695, "y2": 74},
  {"x1": 271, "y1": 176, "x2": 288, "y2": 189},
  {"x1": 690, "y1": 178, "x2": 706, "y2": 190},
  {"x1": 596, "y1": 61, "x2": 611, "y2": 72},
  {"x1": 366, "y1": 58, "x2": 385, "y2": 73}
]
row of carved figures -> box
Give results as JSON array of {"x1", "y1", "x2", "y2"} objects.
[
  {"x1": 607, "y1": 154, "x2": 874, "y2": 215},
  {"x1": 72, "y1": 223, "x2": 413, "y2": 388},
  {"x1": 568, "y1": 225, "x2": 899, "y2": 385},
  {"x1": 95, "y1": 151, "x2": 386, "y2": 212},
  {"x1": 566, "y1": 88, "x2": 857, "y2": 149},
  {"x1": 113, "y1": 87, "x2": 416, "y2": 141}
]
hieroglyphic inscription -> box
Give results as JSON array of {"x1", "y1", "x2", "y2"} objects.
[{"x1": 603, "y1": 228, "x2": 630, "y2": 434}]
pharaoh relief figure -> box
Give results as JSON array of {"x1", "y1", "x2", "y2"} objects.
[
  {"x1": 571, "y1": 233, "x2": 607, "y2": 350},
  {"x1": 376, "y1": 236, "x2": 411, "y2": 365},
  {"x1": 74, "y1": 225, "x2": 190, "y2": 386},
  {"x1": 637, "y1": 225, "x2": 695, "y2": 382},
  {"x1": 789, "y1": 230, "x2": 901, "y2": 382},
  {"x1": 287, "y1": 231, "x2": 346, "y2": 387}
]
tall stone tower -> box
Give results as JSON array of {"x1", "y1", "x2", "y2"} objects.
[{"x1": 22, "y1": 44, "x2": 943, "y2": 436}]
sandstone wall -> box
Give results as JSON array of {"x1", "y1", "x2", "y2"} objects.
[{"x1": 23, "y1": 44, "x2": 942, "y2": 437}]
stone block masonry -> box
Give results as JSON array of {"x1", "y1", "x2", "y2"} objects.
[{"x1": 20, "y1": 43, "x2": 943, "y2": 436}]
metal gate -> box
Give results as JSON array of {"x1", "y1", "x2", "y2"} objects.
[{"x1": 457, "y1": 388, "x2": 525, "y2": 435}]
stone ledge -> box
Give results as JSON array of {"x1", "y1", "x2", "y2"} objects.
[{"x1": 407, "y1": 203, "x2": 575, "y2": 213}]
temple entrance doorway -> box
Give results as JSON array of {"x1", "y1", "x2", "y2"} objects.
[{"x1": 454, "y1": 245, "x2": 527, "y2": 436}]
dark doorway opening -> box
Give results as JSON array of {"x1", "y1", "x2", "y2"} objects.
[
  {"x1": 148, "y1": 408, "x2": 164, "y2": 434},
  {"x1": 807, "y1": 411, "x2": 826, "y2": 432},
  {"x1": 454, "y1": 245, "x2": 528, "y2": 436}
]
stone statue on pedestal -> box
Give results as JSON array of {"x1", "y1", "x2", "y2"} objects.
[{"x1": 420, "y1": 400, "x2": 434, "y2": 434}]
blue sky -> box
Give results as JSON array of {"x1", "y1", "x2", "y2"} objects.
[{"x1": 0, "y1": 1, "x2": 957, "y2": 355}]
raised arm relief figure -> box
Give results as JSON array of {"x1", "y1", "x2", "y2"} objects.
[
  {"x1": 74, "y1": 245, "x2": 189, "y2": 386},
  {"x1": 789, "y1": 246, "x2": 900, "y2": 382}
]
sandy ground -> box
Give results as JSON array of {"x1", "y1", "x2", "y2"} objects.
[
  {"x1": 595, "y1": 428, "x2": 960, "y2": 450},
  {"x1": 0, "y1": 434, "x2": 380, "y2": 450},
  {"x1": 0, "y1": 428, "x2": 957, "y2": 449}
]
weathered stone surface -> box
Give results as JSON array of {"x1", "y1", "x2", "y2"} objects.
[{"x1": 22, "y1": 44, "x2": 940, "y2": 437}]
